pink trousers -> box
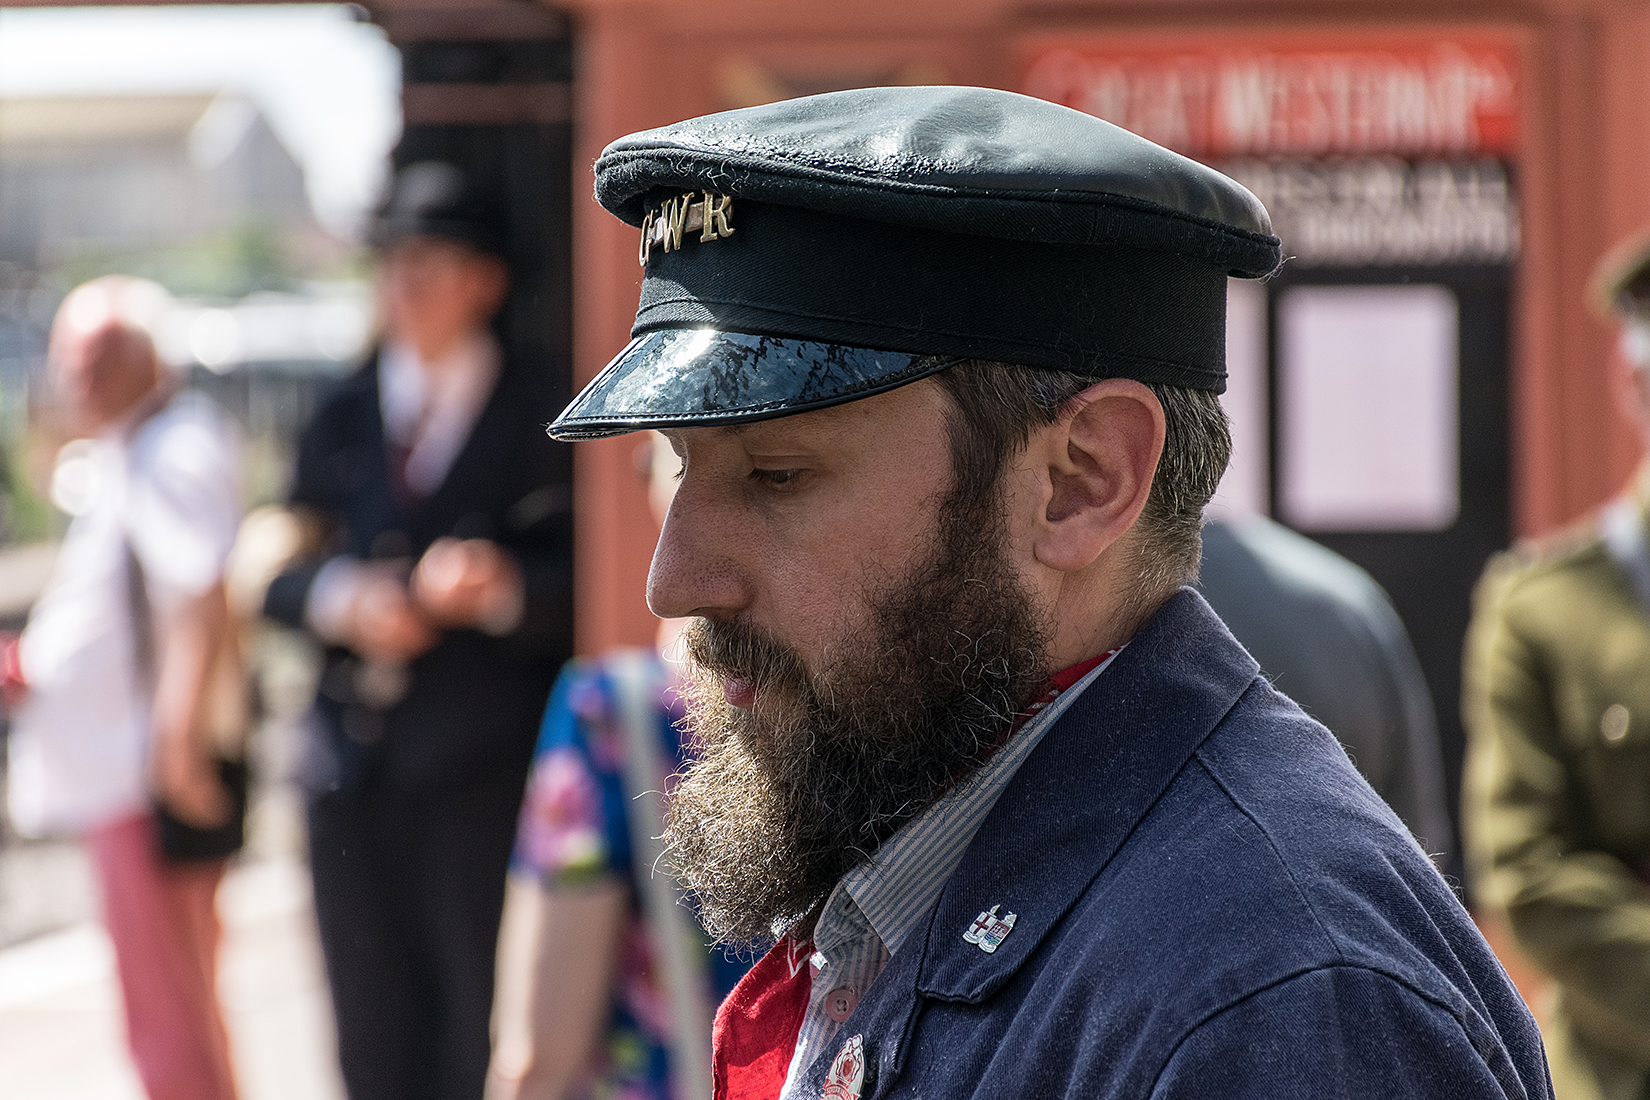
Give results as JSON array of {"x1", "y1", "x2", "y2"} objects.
[{"x1": 87, "y1": 812, "x2": 238, "y2": 1100}]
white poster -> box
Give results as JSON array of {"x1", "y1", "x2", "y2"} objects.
[{"x1": 1277, "y1": 284, "x2": 1459, "y2": 532}]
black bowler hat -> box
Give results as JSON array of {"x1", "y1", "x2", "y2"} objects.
[
  {"x1": 549, "y1": 86, "x2": 1280, "y2": 441},
  {"x1": 371, "y1": 160, "x2": 506, "y2": 258}
]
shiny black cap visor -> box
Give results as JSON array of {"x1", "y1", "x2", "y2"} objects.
[{"x1": 547, "y1": 329, "x2": 958, "y2": 441}]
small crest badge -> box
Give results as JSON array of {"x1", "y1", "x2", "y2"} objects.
[
  {"x1": 962, "y1": 904, "x2": 1018, "y2": 953},
  {"x1": 822, "y1": 1034, "x2": 866, "y2": 1100}
]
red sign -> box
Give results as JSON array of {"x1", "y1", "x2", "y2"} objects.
[{"x1": 1019, "y1": 32, "x2": 1521, "y2": 159}]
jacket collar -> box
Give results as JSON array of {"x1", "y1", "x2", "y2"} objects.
[{"x1": 913, "y1": 586, "x2": 1258, "y2": 1004}]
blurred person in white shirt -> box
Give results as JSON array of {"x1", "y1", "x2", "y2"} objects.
[{"x1": 6, "y1": 276, "x2": 244, "y2": 1100}]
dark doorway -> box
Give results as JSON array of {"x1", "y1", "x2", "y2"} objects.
[{"x1": 1265, "y1": 261, "x2": 1513, "y2": 850}]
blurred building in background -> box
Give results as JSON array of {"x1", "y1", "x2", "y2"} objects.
[
  {"x1": 0, "y1": 91, "x2": 309, "y2": 278},
  {"x1": 1021, "y1": 33, "x2": 1526, "y2": 890},
  {"x1": 0, "y1": 86, "x2": 373, "y2": 530}
]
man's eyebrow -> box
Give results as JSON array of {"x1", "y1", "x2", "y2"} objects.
[
  {"x1": 662, "y1": 424, "x2": 750, "y2": 439},
  {"x1": 725, "y1": 405, "x2": 862, "y2": 442},
  {"x1": 720, "y1": 421, "x2": 797, "y2": 443}
]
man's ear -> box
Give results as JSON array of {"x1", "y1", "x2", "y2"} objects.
[{"x1": 1029, "y1": 378, "x2": 1165, "y2": 573}]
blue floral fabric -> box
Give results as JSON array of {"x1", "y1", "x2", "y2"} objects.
[{"x1": 513, "y1": 654, "x2": 748, "y2": 1100}]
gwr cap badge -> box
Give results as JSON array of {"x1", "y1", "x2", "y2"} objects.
[{"x1": 639, "y1": 190, "x2": 734, "y2": 266}]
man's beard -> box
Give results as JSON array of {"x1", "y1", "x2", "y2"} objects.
[{"x1": 662, "y1": 485, "x2": 1052, "y2": 946}]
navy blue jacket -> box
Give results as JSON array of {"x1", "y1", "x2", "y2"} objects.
[{"x1": 788, "y1": 590, "x2": 1550, "y2": 1099}]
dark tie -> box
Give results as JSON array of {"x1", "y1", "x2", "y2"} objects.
[{"x1": 387, "y1": 439, "x2": 421, "y2": 504}]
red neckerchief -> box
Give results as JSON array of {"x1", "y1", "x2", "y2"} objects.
[
  {"x1": 713, "y1": 934, "x2": 815, "y2": 1100},
  {"x1": 712, "y1": 649, "x2": 1120, "y2": 1100},
  {"x1": 1015, "y1": 647, "x2": 1119, "y2": 731}
]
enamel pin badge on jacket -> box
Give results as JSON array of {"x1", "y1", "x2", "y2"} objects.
[{"x1": 963, "y1": 905, "x2": 1018, "y2": 953}]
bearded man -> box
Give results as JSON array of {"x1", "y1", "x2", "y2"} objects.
[{"x1": 548, "y1": 87, "x2": 1550, "y2": 1100}]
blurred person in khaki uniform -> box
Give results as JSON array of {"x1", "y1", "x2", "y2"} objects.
[{"x1": 1464, "y1": 232, "x2": 1650, "y2": 1100}]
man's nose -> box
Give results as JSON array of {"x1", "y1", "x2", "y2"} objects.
[{"x1": 646, "y1": 485, "x2": 750, "y2": 621}]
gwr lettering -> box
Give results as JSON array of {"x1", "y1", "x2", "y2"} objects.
[
  {"x1": 662, "y1": 194, "x2": 690, "y2": 251},
  {"x1": 638, "y1": 191, "x2": 736, "y2": 266},
  {"x1": 701, "y1": 192, "x2": 735, "y2": 241},
  {"x1": 639, "y1": 210, "x2": 657, "y2": 265}
]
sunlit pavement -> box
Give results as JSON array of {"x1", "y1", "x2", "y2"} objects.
[
  {"x1": 0, "y1": 847, "x2": 345, "y2": 1100},
  {"x1": 0, "y1": 629, "x2": 347, "y2": 1097}
]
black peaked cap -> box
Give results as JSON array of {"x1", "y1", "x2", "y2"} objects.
[
  {"x1": 372, "y1": 160, "x2": 506, "y2": 258},
  {"x1": 550, "y1": 86, "x2": 1281, "y2": 441}
]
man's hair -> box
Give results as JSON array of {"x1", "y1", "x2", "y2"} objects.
[{"x1": 933, "y1": 359, "x2": 1231, "y2": 602}]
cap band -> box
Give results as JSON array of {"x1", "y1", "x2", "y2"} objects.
[{"x1": 633, "y1": 199, "x2": 1229, "y2": 391}]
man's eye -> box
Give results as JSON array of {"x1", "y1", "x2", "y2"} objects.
[{"x1": 751, "y1": 467, "x2": 801, "y2": 487}]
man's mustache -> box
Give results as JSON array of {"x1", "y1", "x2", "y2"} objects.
[{"x1": 682, "y1": 617, "x2": 810, "y2": 694}]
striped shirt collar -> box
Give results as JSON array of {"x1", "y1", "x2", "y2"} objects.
[{"x1": 822, "y1": 646, "x2": 1123, "y2": 959}]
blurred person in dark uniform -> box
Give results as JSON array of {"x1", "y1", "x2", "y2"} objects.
[
  {"x1": 1464, "y1": 231, "x2": 1650, "y2": 1100},
  {"x1": 1200, "y1": 512, "x2": 1457, "y2": 881},
  {"x1": 263, "y1": 161, "x2": 573, "y2": 1100}
]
